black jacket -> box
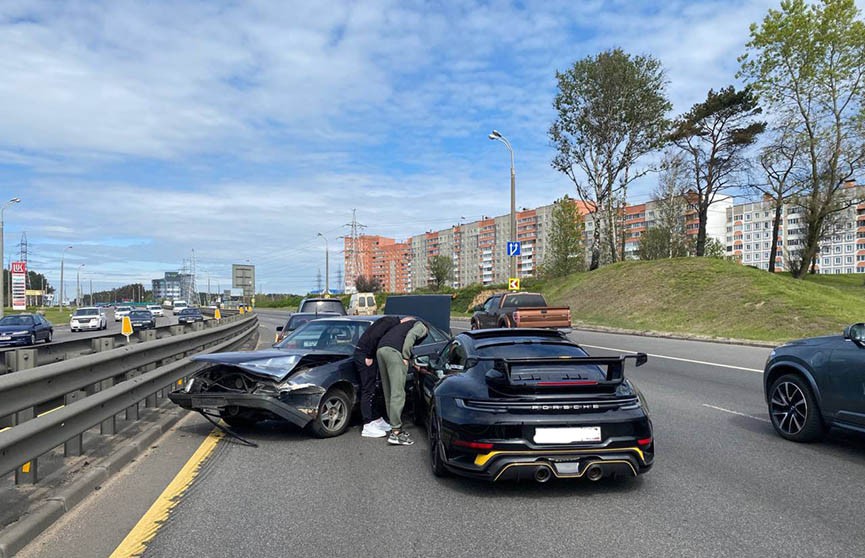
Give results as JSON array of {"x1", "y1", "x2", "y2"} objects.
[
  {"x1": 378, "y1": 320, "x2": 428, "y2": 356},
  {"x1": 355, "y1": 316, "x2": 400, "y2": 360}
]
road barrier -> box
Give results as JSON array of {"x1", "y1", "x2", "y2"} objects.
[{"x1": 0, "y1": 313, "x2": 258, "y2": 484}]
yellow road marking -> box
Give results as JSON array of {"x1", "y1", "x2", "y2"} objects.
[{"x1": 110, "y1": 426, "x2": 223, "y2": 557}]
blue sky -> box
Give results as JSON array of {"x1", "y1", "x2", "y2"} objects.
[{"x1": 0, "y1": 0, "x2": 838, "y2": 295}]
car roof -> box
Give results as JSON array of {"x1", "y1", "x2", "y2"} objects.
[
  {"x1": 76, "y1": 307, "x2": 100, "y2": 311},
  {"x1": 461, "y1": 328, "x2": 569, "y2": 347}
]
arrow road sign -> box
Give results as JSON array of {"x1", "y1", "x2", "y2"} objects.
[
  {"x1": 507, "y1": 241, "x2": 521, "y2": 256},
  {"x1": 508, "y1": 278, "x2": 520, "y2": 291}
]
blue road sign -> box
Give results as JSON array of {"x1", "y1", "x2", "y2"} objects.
[{"x1": 507, "y1": 241, "x2": 521, "y2": 256}]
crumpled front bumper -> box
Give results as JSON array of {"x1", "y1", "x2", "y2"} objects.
[{"x1": 168, "y1": 391, "x2": 317, "y2": 428}]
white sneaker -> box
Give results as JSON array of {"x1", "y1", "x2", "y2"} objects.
[
  {"x1": 372, "y1": 417, "x2": 392, "y2": 432},
  {"x1": 361, "y1": 423, "x2": 387, "y2": 438}
]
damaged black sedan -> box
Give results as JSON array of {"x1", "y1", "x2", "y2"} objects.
[{"x1": 169, "y1": 315, "x2": 450, "y2": 437}]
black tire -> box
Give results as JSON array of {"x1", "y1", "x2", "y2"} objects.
[
  {"x1": 308, "y1": 388, "x2": 352, "y2": 438},
  {"x1": 470, "y1": 319, "x2": 479, "y2": 330},
  {"x1": 427, "y1": 406, "x2": 449, "y2": 477},
  {"x1": 45, "y1": 330, "x2": 53, "y2": 343},
  {"x1": 498, "y1": 319, "x2": 509, "y2": 328},
  {"x1": 28, "y1": 334, "x2": 36, "y2": 346},
  {"x1": 768, "y1": 374, "x2": 825, "y2": 442}
]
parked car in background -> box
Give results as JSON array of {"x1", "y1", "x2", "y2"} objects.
[
  {"x1": 114, "y1": 306, "x2": 133, "y2": 322},
  {"x1": 274, "y1": 311, "x2": 340, "y2": 343},
  {"x1": 347, "y1": 292, "x2": 377, "y2": 315},
  {"x1": 413, "y1": 328, "x2": 653, "y2": 482},
  {"x1": 0, "y1": 313, "x2": 53, "y2": 345},
  {"x1": 147, "y1": 304, "x2": 164, "y2": 317},
  {"x1": 763, "y1": 323, "x2": 865, "y2": 442},
  {"x1": 297, "y1": 297, "x2": 346, "y2": 315},
  {"x1": 129, "y1": 309, "x2": 156, "y2": 330},
  {"x1": 71, "y1": 307, "x2": 108, "y2": 332},
  {"x1": 177, "y1": 307, "x2": 205, "y2": 324},
  {"x1": 470, "y1": 292, "x2": 571, "y2": 330}
]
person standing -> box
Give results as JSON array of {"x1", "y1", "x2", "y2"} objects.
[
  {"x1": 376, "y1": 317, "x2": 428, "y2": 446},
  {"x1": 354, "y1": 315, "x2": 400, "y2": 438}
]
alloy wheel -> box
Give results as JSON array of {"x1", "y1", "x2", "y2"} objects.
[
  {"x1": 320, "y1": 395, "x2": 348, "y2": 433},
  {"x1": 770, "y1": 381, "x2": 808, "y2": 435}
]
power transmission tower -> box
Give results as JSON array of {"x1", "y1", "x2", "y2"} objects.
[
  {"x1": 18, "y1": 232, "x2": 29, "y2": 290},
  {"x1": 316, "y1": 268, "x2": 323, "y2": 293},
  {"x1": 335, "y1": 265, "x2": 343, "y2": 291},
  {"x1": 343, "y1": 209, "x2": 366, "y2": 292},
  {"x1": 190, "y1": 249, "x2": 198, "y2": 305}
]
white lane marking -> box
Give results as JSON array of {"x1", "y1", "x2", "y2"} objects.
[
  {"x1": 702, "y1": 403, "x2": 770, "y2": 423},
  {"x1": 579, "y1": 343, "x2": 763, "y2": 373}
]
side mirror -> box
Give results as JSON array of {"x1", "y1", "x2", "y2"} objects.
[
  {"x1": 276, "y1": 326, "x2": 283, "y2": 332},
  {"x1": 635, "y1": 353, "x2": 648, "y2": 367},
  {"x1": 843, "y1": 323, "x2": 865, "y2": 344},
  {"x1": 473, "y1": 304, "x2": 484, "y2": 312},
  {"x1": 413, "y1": 355, "x2": 431, "y2": 368}
]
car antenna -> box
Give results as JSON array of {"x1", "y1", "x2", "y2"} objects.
[{"x1": 196, "y1": 410, "x2": 259, "y2": 448}]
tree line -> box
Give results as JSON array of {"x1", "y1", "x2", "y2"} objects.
[{"x1": 546, "y1": 0, "x2": 865, "y2": 278}]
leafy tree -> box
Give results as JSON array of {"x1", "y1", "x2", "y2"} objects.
[
  {"x1": 703, "y1": 238, "x2": 728, "y2": 259},
  {"x1": 550, "y1": 48, "x2": 671, "y2": 270},
  {"x1": 354, "y1": 275, "x2": 382, "y2": 293},
  {"x1": 753, "y1": 123, "x2": 806, "y2": 272},
  {"x1": 739, "y1": 0, "x2": 865, "y2": 278},
  {"x1": 543, "y1": 195, "x2": 586, "y2": 277},
  {"x1": 648, "y1": 152, "x2": 695, "y2": 258},
  {"x1": 669, "y1": 85, "x2": 766, "y2": 256},
  {"x1": 428, "y1": 255, "x2": 453, "y2": 290}
]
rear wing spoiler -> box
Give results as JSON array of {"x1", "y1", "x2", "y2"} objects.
[{"x1": 479, "y1": 353, "x2": 648, "y2": 385}]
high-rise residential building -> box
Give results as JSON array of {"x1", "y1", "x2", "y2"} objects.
[
  {"x1": 151, "y1": 271, "x2": 192, "y2": 301},
  {"x1": 346, "y1": 193, "x2": 739, "y2": 292},
  {"x1": 726, "y1": 181, "x2": 864, "y2": 273}
]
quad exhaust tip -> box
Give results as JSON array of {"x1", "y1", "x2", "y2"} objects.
[
  {"x1": 534, "y1": 466, "x2": 552, "y2": 483},
  {"x1": 585, "y1": 464, "x2": 604, "y2": 481}
]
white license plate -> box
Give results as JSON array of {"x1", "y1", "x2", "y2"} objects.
[
  {"x1": 0, "y1": 336, "x2": 10, "y2": 341},
  {"x1": 534, "y1": 426, "x2": 601, "y2": 444}
]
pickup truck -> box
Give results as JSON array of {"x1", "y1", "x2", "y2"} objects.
[{"x1": 470, "y1": 292, "x2": 571, "y2": 330}]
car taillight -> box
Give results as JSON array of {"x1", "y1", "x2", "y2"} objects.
[
  {"x1": 638, "y1": 437, "x2": 653, "y2": 447},
  {"x1": 452, "y1": 439, "x2": 493, "y2": 450}
]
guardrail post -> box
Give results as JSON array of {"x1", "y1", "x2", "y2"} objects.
[
  {"x1": 91, "y1": 337, "x2": 115, "y2": 353},
  {"x1": 64, "y1": 390, "x2": 86, "y2": 456},
  {"x1": 13, "y1": 351, "x2": 38, "y2": 484},
  {"x1": 138, "y1": 330, "x2": 157, "y2": 342},
  {"x1": 6, "y1": 348, "x2": 38, "y2": 372},
  {"x1": 169, "y1": 325, "x2": 185, "y2": 336},
  {"x1": 191, "y1": 322, "x2": 205, "y2": 332}
]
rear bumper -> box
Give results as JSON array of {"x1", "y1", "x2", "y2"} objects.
[
  {"x1": 168, "y1": 391, "x2": 314, "y2": 428},
  {"x1": 447, "y1": 446, "x2": 651, "y2": 481},
  {"x1": 71, "y1": 322, "x2": 102, "y2": 331}
]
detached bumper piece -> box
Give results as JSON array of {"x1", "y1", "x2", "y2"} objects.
[{"x1": 168, "y1": 391, "x2": 313, "y2": 429}]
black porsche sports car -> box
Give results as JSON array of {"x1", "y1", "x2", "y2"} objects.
[
  {"x1": 411, "y1": 328, "x2": 653, "y2": 482},
  {"x1": 763, "y1": 322, "x2": 865, "y2": 442},
  {"x1": 168, "y1": 304, "x2": 451, "y2": 437}
]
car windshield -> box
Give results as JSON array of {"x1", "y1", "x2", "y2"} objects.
[
  {"x1": 117, "y1": 307, "x2": 131, "y2": 312},
  {"x1": 300, "y1": 300, "x2": 345, "y2": 314},
  {"x1": 276, "y1": 320, "x2": 370, "y2": 353},
  {"x1": 74, "y1": 309, "x2": 99, "y2": 316},
  {"x1": 130, "y1": 311, "x2": 151, "y2": 318},
  {"x1": 0, "y1": 315, "x2": 34, "y2": 326},
  {"x1": 180, "y1": 309, "x2": 200, "y2": 315}
]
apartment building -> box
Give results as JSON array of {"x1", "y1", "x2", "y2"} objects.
[
  {"x1": 726, "y1": 181, "x2": 865, "y2": 273},
  {"x1": 343, "y1": 235, "x2": 411, "y2": 293}
]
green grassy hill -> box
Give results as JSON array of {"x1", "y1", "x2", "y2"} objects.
[{"x1": 540, "y1": 258, "x2": 865, "y2": 342}]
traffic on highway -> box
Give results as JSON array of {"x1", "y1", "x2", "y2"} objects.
[{"x1": 4, "y1": 306, "x2": 863, "y2": 557}]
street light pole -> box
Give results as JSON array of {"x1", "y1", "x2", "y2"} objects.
[
  {"x1": 488, "y1": 130, "x2": 516, "y2": 280},
  {"x1": 0, "y1": 197, "x2": 21, "y2": 317},
  {"x1": 60, "y1": 245, "x2": 72, "y2": 311},
  {"x1": 317, "y1": 233, "x2": 330, "y2": 295},
  {"x1": 76, "y1": 264, "x2": 85, "y2": 307}
]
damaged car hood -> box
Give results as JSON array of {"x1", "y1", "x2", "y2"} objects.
[{"x1": 192, "y1": 349, "x2": 350, "y2": 381}]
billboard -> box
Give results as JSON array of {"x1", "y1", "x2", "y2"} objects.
[{"x1": 11, "y1": 261, "x2": 26, "y2": 310}]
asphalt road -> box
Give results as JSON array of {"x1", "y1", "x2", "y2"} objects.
[
  {"x1": 49, "y1": 308, "x2": 180, "y2": 344},
  {"x1": 18, "y1": 311, "x2": 865, "y2": 557}
]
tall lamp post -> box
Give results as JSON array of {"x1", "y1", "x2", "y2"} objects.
[
  {"x1": 76, "y1": 264, "x2": 85, "y2": 307},
  {"x1": 60, "y1": 245, "x2": 72, "y2": 311},
  {"x1": 0, "y1": 197, "x2": 21, "y2": 317},
  {"x1": 488, "y1": 130, "x2": 516, "y2": 280},
  {"x1": 317, "y1": 233, "x2": 330, "y2": 296}
]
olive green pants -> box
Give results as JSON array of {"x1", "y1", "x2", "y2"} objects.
[{"x1": 376, "y1": 346, "x2": 407, "y2": 430}]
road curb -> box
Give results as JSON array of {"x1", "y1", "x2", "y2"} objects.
[
  {"x1": 0, "y1": 406, "x2": 186, "y2": 558},
  {"x1": 450, "y1": 316, "x2": 776, "y2": 348}
]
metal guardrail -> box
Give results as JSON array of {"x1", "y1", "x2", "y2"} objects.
[{"x1": 0, "y1": 313, "x2": 258, "y2": 483}]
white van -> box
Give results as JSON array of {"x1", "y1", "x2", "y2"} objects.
[
  {"x1": 172, "y1": 300, "x2": 188, "y2": 311},
  {"x1": 348, "y1": 292, "x2": 377, "y2": 316}
]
